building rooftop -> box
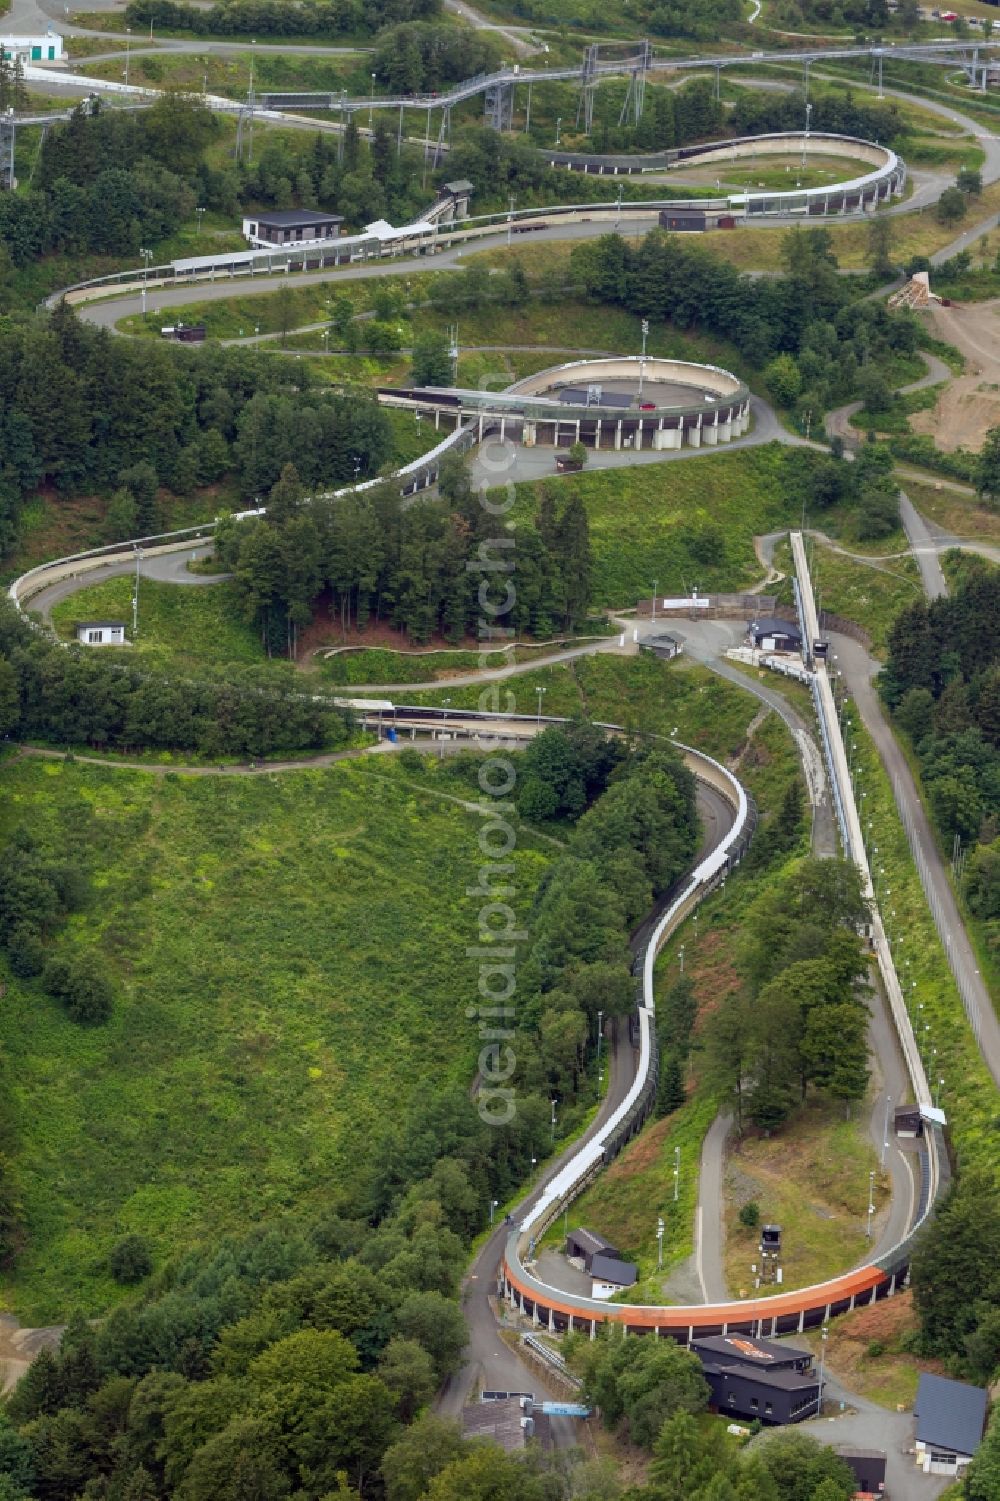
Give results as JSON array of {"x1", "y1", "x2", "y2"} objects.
[
  {"x1": 692, "y1": 1334, "x2": 810, "y2": 1368},
  {"x1": 590, "y1": 1252, "x2": 638, "y2": 1287},
  {"x1": 914, "y1": 1373, "x2": 988, "y2": 1457},
  {"x1": 749, "y1": 616, "x2": 802, "y2": 639},
  {"x1": 567, "y1": 1227, "x2": 617, "y2": 1258},
  {"x1": 714, "y1": 1363, "x2": 818, "y2": 1392},
  {"x1": 75, "y1": 620, "x2": 126, "y2": 630},
  {"x1": 444, "y1": 178, "x2": 474, "y2": 193},
  {"x1": 462, "y1": 1399, "x2": 550, "y2": 1451},
  {"x1": 253, "y1": 210, "x2": 344, "y2": 228}
]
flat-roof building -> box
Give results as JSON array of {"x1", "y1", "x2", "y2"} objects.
[
  {"x1": 461, "y1": 1397, "x2": 550, "y2": 1452},
  {"x1": 75, "y1": 621, "x2": 126, "y2": 646},
  {"x1": 242, "y1": 210, "x2": 343, "y2": 250}
]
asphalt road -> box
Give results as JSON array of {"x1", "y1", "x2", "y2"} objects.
[
  {"x1": 899, "y1": 492, "x2": 948, "y2": 599},
  {"x1": 25, "y1": 542, "x2": 220, "y2": 626},
  {"x1": 830, "y1": 629, "x2": 1000, "y2": 1092}
]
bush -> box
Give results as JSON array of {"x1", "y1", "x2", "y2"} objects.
[
  {"x1": 738, "y1": 1201, "x2": 760, "y2": 1230},
  {"x1": 109, "y1": 1234, "x2": 153, "y2": 1284},
  {"x1": 42, "y1": 955, "x2": 113, "y2": 1025},
  {"x1": 866, "y1": 1339, "x2": 886, "y2": 1358}
]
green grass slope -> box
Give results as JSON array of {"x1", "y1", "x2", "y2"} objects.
[{"x1": 0, "y1": 755, "x2": 548, "y2": 1322}]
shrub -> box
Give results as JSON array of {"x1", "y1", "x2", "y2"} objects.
[
  {"x1": 109, "y1": 1234, "x2": 153, "y2": 1285},
  {"x1": 738, "y1": 1201, "x2": 760, "y2": 1230},
  {"x1": 42, "y1": 955, "x2": 113, "y2": 1025},
  {"x1": 866, "y1": 1339, "x2": 886, "y2": 1358}
]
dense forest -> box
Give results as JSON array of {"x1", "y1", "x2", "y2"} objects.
[
  {"x1": 0, "y1": 303, "x2": 392, "y2": 554},
  {"x1": 214, "y1": 460, "x2": 593, "y2": 652},
  {"x1": 882, "y1": 561, "x2": 1000, "y2": 951},
  {"x1": 124, "y1": 0, "x2": 440, "y2": 39},
  {"x1": 0, "y1": 97, "x2": 440, "y2": 277}
]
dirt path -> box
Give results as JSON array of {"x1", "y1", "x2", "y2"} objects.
[{"x1": 910, "y1": 300, "x2": 1000, "y2": 452}]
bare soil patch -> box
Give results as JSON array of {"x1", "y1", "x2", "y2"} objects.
[{"x1": 910, "y1": 299, "x2": 1000, "y2": 453}]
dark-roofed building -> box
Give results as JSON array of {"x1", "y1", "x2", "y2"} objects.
[
  {"x1": 565, "y1": 1227, "x2": 617, "y2": 1271},
  {"x1": 639, "y1": 632, "x2": 682, "y2": 661},
  {"x1": 462, "y1": 1397, "x2": 551, "y2": 1452},
  {"x1": 835, "y1": 1447, "x2": 886, "y2": 1496},
  {"x1": 442, "y1": 179, "x2": 474, "y2": 216},
  {"x1": 690, "y1": 1334, "x2": 819, "y2": 1426},
  {"x1": 242, "y1": 210, "x2": 343, "y2": 249},
  {"x1": 748, "y1": 616, "x2": 802, "y2": 653},
  {"x1": 590, "y1": 1252, "x2": 638, "y2": 1300},
  {"x1": 913, "y1": 1372, "x2": 988, "y2": 1476}
]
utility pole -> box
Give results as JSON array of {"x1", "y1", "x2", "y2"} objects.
[
  {"x1": 679, "y1": 943, "x2": 685, "y2": 974},
  {"x1": 881, "y1": 1095, "x2": 891, "y2": 1167},
  {"x1": 132, "y1": 547, "x2": 142, "y2": 638},
  {"x1": 555, "y1": 115, "x2": 562, "y2": 146},
  {"x1": 816, "y1": 1325, "x2": 828, "y2": 1414},
  {"x1": 638, "y1": 317, "x2": 649, "y2": 397},
  {"x1": 656, "y1": 1216, "x2": 664, "y2": 1269},
  {"x1": 673, "y1": 1146, "x2": 680, "y2": 1201},
  {"x1": 535, "y1": 685, "x2": 546, "y2": 727},
  {"x1": 139, "y1": 246, "x2": 152, "y2": 317},
  {"x1": 802, "y1": 100, "x2": 812, "y2": 169},
  {"x1": 651, "y1": 577, "x2": 657, "y2": 622},
  {"x1": 597, "y1": 1009, "x2": 603, "y2": 1069},
  {"x1": 507, "y1": 193, "x2": 515, "y2": 246},
  {"x1": 550, "y1": 1097, "x2": 557, "y2": 1142},
  {"x1": 124, "y1": 26, "x2": 130, "y2": 86},
  {"x1": 615, "y1": 181, "x2": 623, "y2": 229},
  {"x1": 490, "y1": 1198, "x2": 498, "y2": 1226},
  {"x1": 369, "y1": 71, "x2": 376, "y2": 130}
]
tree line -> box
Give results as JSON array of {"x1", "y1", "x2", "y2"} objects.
[
  {"x1": 124, "y1": 0, "x2": 440, "y2": 40},
  {"x1": 0, "y1": 97, "x2": 441, "y2": 285},
  {"x1": 571, "y1": 226, "x2": 921, "y2": 437},
  {"x1": 0, "y1": 303, "x2": 394, "y2": 556},
  {"x1": 0, "y1": 603, "x2": 351, "y2": 758},
  {"x1": 213, "y1": 461, "x2": 594, "y2": 652},
  {"x1": 703, "y1": 859, "x2": 873, "y2": 1131},
  {"x1": 373, "y1": 22, "x2": 502, "y2": 94}
]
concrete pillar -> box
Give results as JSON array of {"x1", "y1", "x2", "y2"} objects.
[
  {"x1": 825, "y1": 1304, "x2": 831, "y2": 1323},
  {"x1": 688, "y1": 1326, "x2": 694, "y2": 1343},
  {"x1": 519, "y1": 1292, "x2": 525, "y2": 1315},
  {"x1": 688, "y1": 418, "x2": 702, "y2": 449},
  {"x1": 478, "y1": 415, "x2": 483, "y2": 440},
  {"x1": 499, "y1": 417, "x2": 506, "y2": 442},
  {"x1": 770, "y1": 1317, "x2": 777, "y2": 1337},
  {"x1": 523, "y1": 421, "x2": 536, "y2": 446},
  {"x1": 870, "y1": 1285, "x2": 878, "y2": 1305},
  {"x1": 798, "y1": 1309, "x2": 805, "y2": 1333},
  {"x1": 704, "y1": 413, "x2": 719, "y2": 446},
  {"x1": 575, "y1": 420, "x2": 580, "y2": 442},
  {"x1": 434, "y1": 409, "x2": 440, "y2": 431},
  {"x1": 549, "y1": 1306, "x2": 554, "y2": 1331},
  {"x1": 654, "y1": 1326, "x2": 660, "y2": 1339},
  {"x1": 615, "y1": 420, "x2": 622, "y2": 451},
  {"x1": 889, "y1": 1272, "x2": 897, "y2": 1297},
  {"x1": 722, "y1": 1322, "x2": 729, "y2": 1335},
  {"x1": 532, "y1": 1302, "x2": 539, "y2": 1326},
  {"x1": 568, "y1": 1314, "x2": 574, "y2": 1333},
  {"x1": 596, "y1": 418, "x2": 602, "y2": 448},
  {"x1": 849, "y1": 1294, "x2": 856, "y2": 1312},
  {"x1": 718, "y1": 417, "x2": 733, "y2": 443},
  {"x1": 590, "y1": 1319, "x2": 597, "y2": 1340}
]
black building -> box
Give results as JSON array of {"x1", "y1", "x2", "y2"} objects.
[
  {"x1": 565, "y1": 1227, "x2": 618, "y2": 1271},
  {"x1": 835, "y1": 1447, "x2": 886, "y2": 1495},
  {"x1": 748, "y1": 616, "x2": 802, "y2": 652},
  {"x1": 243, "y1": 210, "x2": 344, "y2": 247},
  {"x1": 690, "y1": 1334, "x2": 820, "y2": 1426}
]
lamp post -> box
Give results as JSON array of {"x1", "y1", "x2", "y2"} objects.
[
  {"x1": 536, "y1": 685, "x2": 546, "y2": 727},
  {"x1": 866, "y1": 1168, "x2": 875, "y2": 1239},
  {"x1": 139, "y1": 246, "x2": 152, "y2": 315},
  {"x1": 507, "y1": 193, "x2": 515, "y2": 246},
  {"x1": 802, "y1": 100, "x2": 812, "y2": 168},
  {"x1": 816, "y1": 1325, "x2": 829, "y2": 1414},
  {"x1": 638, "y1": 317, "x2": 649, "y2": 397},
  {"x1": 597, "y1": 1009, "x2": 603, "y2": 1070},
  {"x1": 673, "y1": 1146, "x2": 680, "y2": 1202},
  {"x1": 651, "y1": 577, "x2": 657, "y2": 622},
  {"x1": 615, "y1": 181, "x2": 623, "y2": 229},
  {"x1": 490, "y1": 1198, "x2": 498, "y2": 1226},
  {"x1": 935, "y1": 1076, "x2": 944, "y2": 1110},
  {"x1": 656, "y1": 1216, "x2": 665, "y2": 1269},
  {"x1": 555, "y1": 116, "x2": 562, "y2": 146},
  {"x1": 370, "y1": 72, "x2": 376, "y2": 129},
  {"x1": 679, "y1": 943, "x2": 685, "y2": 974},
  {"x1": 196, "y1": 206, "x2": 206, "y2": 235},
  {"x1": 881, "y1": 1094, "x2": 891, "y2": 1167},
  {"x1": 440, "y1": 697, "x2": 451, "y2": 759},
  {"x1": 124, "y1": 26, "x2": 130, "y2": 86},
  {"x1": 550, "y1": 1097, "x2": 557, "y2": 1142}
]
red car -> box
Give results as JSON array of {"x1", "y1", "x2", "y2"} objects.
[{"x1": 640, "y1": 402, "x2": 656, "y2": 410}]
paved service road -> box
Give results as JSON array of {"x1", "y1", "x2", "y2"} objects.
[
  {"x1": 25, "y1": 543, "x2": 221, "y2": 627},
  {"x1": 831, "y1": 630, "x2": 1000, "y2": 1092},
  {"x1": 899, "y1": 492, "x2": 948, "y2": 601}
]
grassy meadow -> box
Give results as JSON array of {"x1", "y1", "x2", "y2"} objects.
[{"x1": 0, "y1": 753, "x2": 551, "y2": 1322}]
